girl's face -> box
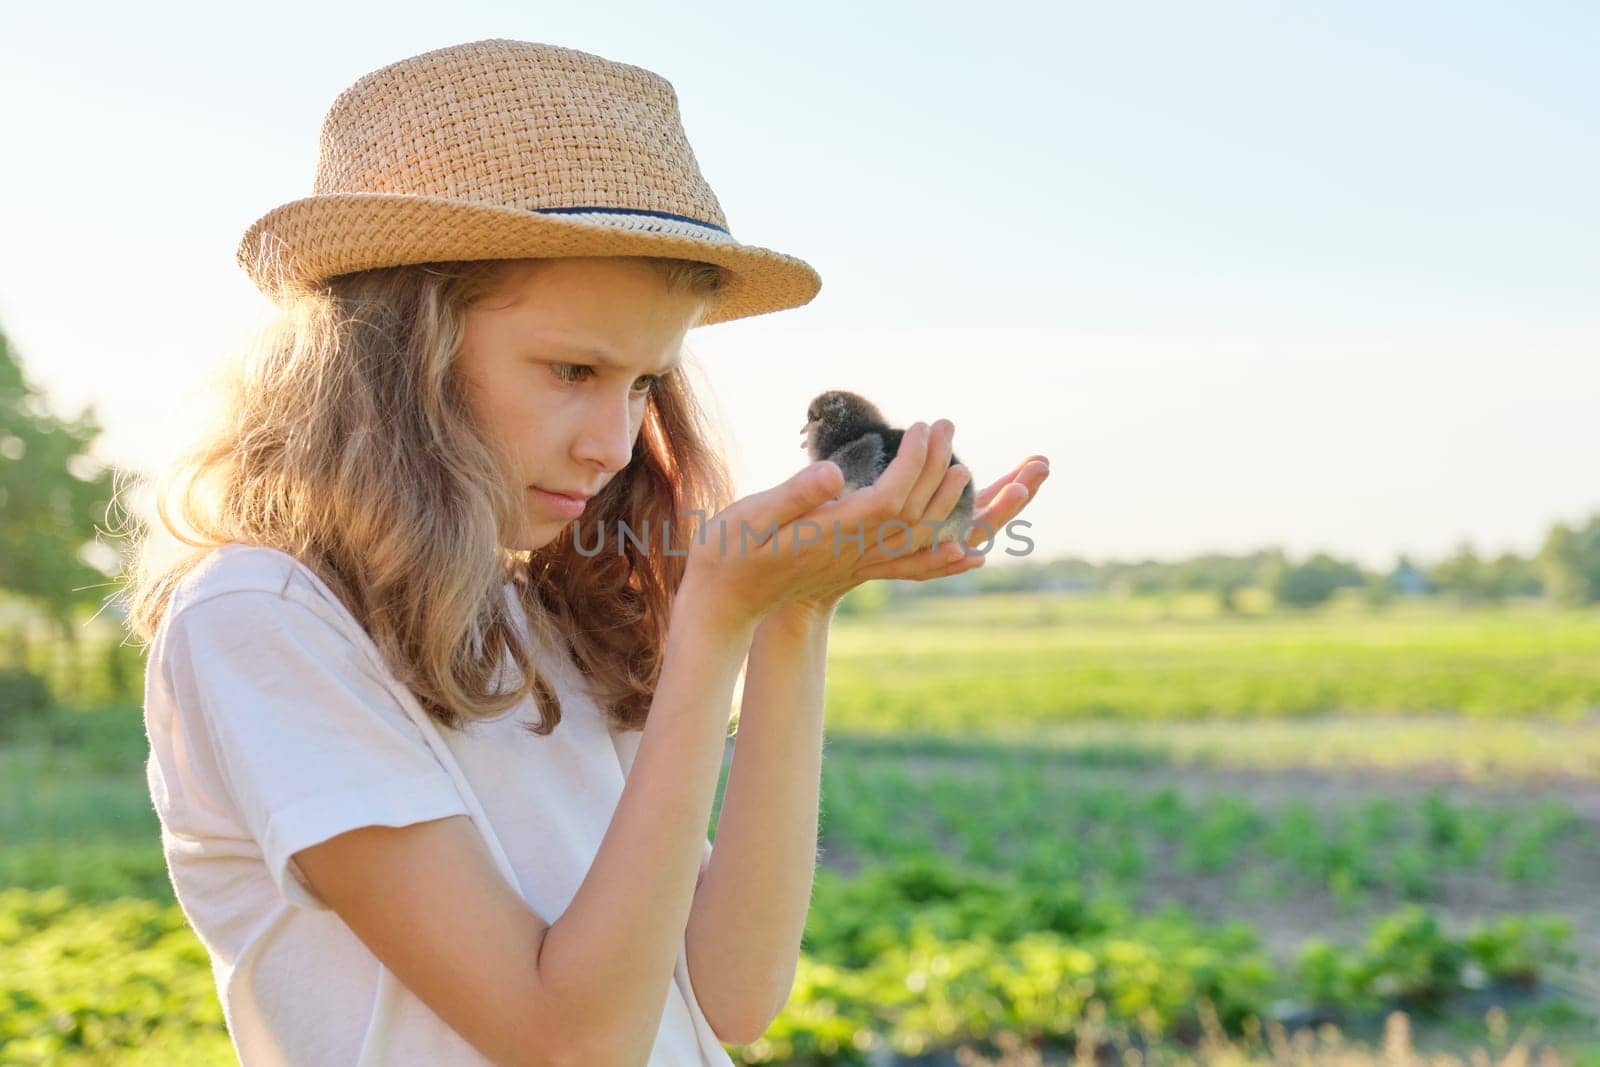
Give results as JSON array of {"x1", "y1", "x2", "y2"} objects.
[{"x1": 457, "y1": 257, "x2": 704, "y2": 551}]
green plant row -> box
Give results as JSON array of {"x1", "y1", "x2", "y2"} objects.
[
  {"x1": 736, "y1": 861, "x2": 1581, "y2": 1065},
  {"x1": 817, "y1": 761, "x2": 1595, "y2": 911},
  {"x1": 0, "y1": 865, "x2": 1577, "y2": 1066},
  {"x1": 1297, "y1": 905, "x2": 1579, "y2": 1016}
]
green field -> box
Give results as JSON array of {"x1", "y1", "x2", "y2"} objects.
[
  {"x1": 3, "y1": 593, "x2": 1599, "y2": 1064},
  {"x1": 823, "y1": 593, "x2": 1600, "y2": 730}
]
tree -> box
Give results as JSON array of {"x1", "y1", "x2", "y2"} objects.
[
  {"x1": 1482, "y1": 552, "x2": 1542, "y2": 599},
  {"x1": 1538, "y1": 518, "x2": 1600, "y2": 605},
  {"x1": 1362, "y1": 567, "x2": 1396, "y2": 609},
  {"x1": 1422, "y1": 542, "x2": 1541, "y2": 603},
  {"x1": 1269, "y1": 552, "x2": 1366, "y2": 609},
  {"x1": 0, "y1": 321, "x2": 118, "y2": 626},
  {"x1": 1429, "y1": 541, "x2": 1488, "y2": 603}
]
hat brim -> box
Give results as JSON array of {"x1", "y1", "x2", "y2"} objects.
[{"x1": 237, "y1": 192, "x2": 822, "y2": 327}]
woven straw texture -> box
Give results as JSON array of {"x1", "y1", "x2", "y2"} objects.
[{"x1": 237, "y1": 39, "x2": 822, "y2": 326}]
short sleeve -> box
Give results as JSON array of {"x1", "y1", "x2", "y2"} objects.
[{"x1": 161, "y1": 589, "x2": 471, "y2": 911}]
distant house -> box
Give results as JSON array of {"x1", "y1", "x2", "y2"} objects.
[{"x1": 1389, "y1": 559, "x2": 1430, "y2": 596}]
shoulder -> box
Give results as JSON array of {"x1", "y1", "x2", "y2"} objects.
[
  {"x1": 148, "y1": 546, "x2": 416, "y2": 719},
  {"x1": 169, "y1": 544, "x2": 340, "y2": 616},
  {"x1": 159, "y1": 544, "x2": 372, "y2": 660}
]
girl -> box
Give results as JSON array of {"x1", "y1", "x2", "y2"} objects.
[{"x1": 127, "y1": 39, "x2": 1049, "y2": 1066}]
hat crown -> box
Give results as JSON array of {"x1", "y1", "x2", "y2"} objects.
[{"x1": 311, "y1": 38, "x2": 729, "y2": 231}]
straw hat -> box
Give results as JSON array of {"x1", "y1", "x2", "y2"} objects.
[{"x1": 236, "y1": 39, "x2": 822, "y2": 326}]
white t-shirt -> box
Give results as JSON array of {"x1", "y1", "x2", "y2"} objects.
[{"x1": 143, "y1": 543, "x2": 733, "y2": 1066}]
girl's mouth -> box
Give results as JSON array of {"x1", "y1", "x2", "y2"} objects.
[{"x1": 529, "y1": 486, "x2": 590, "y2": 518}]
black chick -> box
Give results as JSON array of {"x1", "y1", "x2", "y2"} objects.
[{"x1": 801, "y1": 389, "x2": 975, "y2": 545}]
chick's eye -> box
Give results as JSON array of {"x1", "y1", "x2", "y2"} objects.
[{"x1": 631, "y1": 374, "x2": 661, "y2": 395}]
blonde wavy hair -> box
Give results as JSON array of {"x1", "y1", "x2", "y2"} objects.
[{"x1": 120, "y1": 256, "x2": 733, "y2": 737}]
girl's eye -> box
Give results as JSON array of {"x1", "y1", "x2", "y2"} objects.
[
  {"x1": 550, "y1": 363, "x2": 660, "y2": 395},
  {"x1": 551, "y1": 363, "x2": 596, "y2": 384}
]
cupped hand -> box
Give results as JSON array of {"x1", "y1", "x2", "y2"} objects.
[{"x1": 682, "y1": 419, "x2": 1051, "y2": 632}]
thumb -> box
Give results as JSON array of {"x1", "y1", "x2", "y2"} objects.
[{"x1": 749, "y1": 461, "x2": 843, "y2": 533}]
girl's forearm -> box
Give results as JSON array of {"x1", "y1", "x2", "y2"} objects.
[
  {"x1": 685, "y1": 601, "x2": 831, "y2": 1043},
  {"x1": 536, "y1": 581, "x2": 756, "y2": 1064}
]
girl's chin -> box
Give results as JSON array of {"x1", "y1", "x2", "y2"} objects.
[{"x1": 504, "y1": 514, "x2": 567, "y2": 553}]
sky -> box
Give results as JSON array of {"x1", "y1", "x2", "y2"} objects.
[{"x1": 1, "y1": 1, "x2": 1595, "y2": 570}]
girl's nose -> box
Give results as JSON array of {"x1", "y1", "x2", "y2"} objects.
[{"x1": 573, "y1": 392, "x2": 636, "y2": 472}]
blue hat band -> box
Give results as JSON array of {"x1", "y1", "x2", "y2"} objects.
[{"x1": 533, "y1": 205, "x2": 734, "y2": 243}]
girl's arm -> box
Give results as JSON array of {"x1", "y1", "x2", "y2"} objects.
[
  {"x1": 290, "y1": 578, "x2": 768, "y2": 1066},
  {"x1": 684, "y1": 599, "x2": 832, "y2": 1043},
  {"x1": 534, "y1": 578, "x2": 760, "y2": 1063}
]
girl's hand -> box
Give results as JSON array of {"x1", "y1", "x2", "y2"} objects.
[{"x1": 681, "y1": 420, "x2": 1049, "y2": 632}]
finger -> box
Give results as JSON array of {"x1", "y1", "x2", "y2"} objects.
[
  {"x1": 1015, "y1": 459, "x2": 1051, "y2": 500},
  {"x1": 836, "y1": 421, "x2": 929, "y2": 524},
  {"x1": 977, "y1": 454, "x2": 1050, "y2": 509},
  {"x1": 969, "y1": 459, "x2": 1049, "y2": 528},
  {"x1": 901, "y1": 419, "x2": 955, "y2": 521},
  {"x1": 871, "y1": 521, "x2": 917, "y2": 559},
  {"x1": 855, "y1": 539, "x2": 986, "y2": 582},
  {"x1": 742, "y1": 461, "x2": 845, "y2": 544},
  {"x1": 964, "y1": 482, "x2": 1032, "y2": 549},
  {"x1": 922, "y1": 462, "x2": 972, "y2": 527},
  {"x1": 994, "y1": 460, "x2": 1050, "y2": 516},
  {"x1": 972, "y1": 454, "x2": 1049, "y2": 508},
  {"x1": 887, "y1": 463, "x2": 971, "y2": 555}
]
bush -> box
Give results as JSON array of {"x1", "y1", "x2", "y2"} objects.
[
  {"x1": 0, "y1": 666, "x2": 53, "y2": 739},
  {"x1": 1464, "y1": 914, "x2": 1577, "y2": 987}
]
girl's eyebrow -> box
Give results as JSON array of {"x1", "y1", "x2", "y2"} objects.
[{"x1": 547, "y1": 340, "x2": 682, "y2": 375}]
